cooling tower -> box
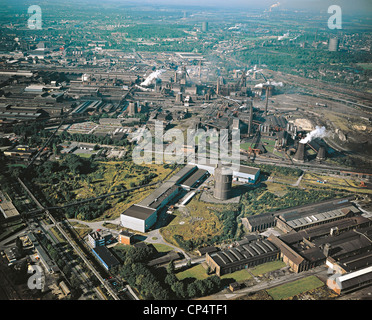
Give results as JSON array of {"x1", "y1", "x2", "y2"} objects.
[
  {"x1": 214, "y1": 166, "x2": 233, "y2": 200},
  {"x1": 293, "y1": 142, "x2": 306, "y2": 162},
  {"x1": 316, "y1": 146, "x2": 326, "y2": 161}
]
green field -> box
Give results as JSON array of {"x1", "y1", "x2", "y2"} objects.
[
  {"x1": 160, "y1": 199, "x2": 231, "y2": 247},
  {"x1": 152, "y1": 243, "x2": 174, "y2": 253},
  {"x1": 251, "y1": 260, "x2": 286, "y2": 276},
  {"x1": 266, "y1": 276, "x2": 324, "y2": 300},
  {"x1": 176, "y1": 264, "x2": 209, "y2": 281},
  {"x1": 221, "y1": 269, "x2": 252, "y2": 282}
]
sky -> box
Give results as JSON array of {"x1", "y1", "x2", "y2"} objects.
[{"x1": 122, "y1": 0, "x2": 372, "y2": 14}]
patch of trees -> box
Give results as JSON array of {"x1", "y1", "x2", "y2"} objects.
[
  {"x1": 13, "y1": 122, "x2": 46, "y2": 137},
  {"x1": 64, "y1": 200, "x2": 111, "y2": 220},
  {"x1": 164, "y1": 261, "x2": 222, "y2": 299},
  {"x1": 117, "y1": 245, "x2": 169, "y2": 300}
]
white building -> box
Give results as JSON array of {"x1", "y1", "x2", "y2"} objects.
[{"x1": 120, "y1": 204, "x2": 157, "y2": 233}]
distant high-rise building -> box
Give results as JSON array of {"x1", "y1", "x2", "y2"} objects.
[
  {"x1": 202, "y1": 21, "x2": 208, "y2": 32},
  {"x1": 328, "y1": 37, "x2": 339, "y2": 52}
]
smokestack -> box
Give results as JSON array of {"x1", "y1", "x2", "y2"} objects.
[
  {"x1": 293, "y1": 142, "x2": 306, "y2": 162},
  {"x1": 248, "y1": 101, "x2": 253, "y2": 137},
  {"x1": 265, "y1": 87, "x2": 269, "y2": 116},
  {"x1": 323, "y1": 243, "x2": 332, "y2": 257}
]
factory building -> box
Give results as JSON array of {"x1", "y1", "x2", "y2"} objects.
[
  {"x1": 206, "y1": 236, "x2": 280, "y2": 276},
  {"x1": 180, "y1": 169, "x2": 209, "y2": 190},
  {"x1": 268, "y1": 218, "x2": 372, "y2": 273},
  {"x1": 275, "y1": 201, "x2": 360, "y2": 233},
  {"x1": 92, "y1": 246, "x2": 120, "y2": 270},
  {"x1": 188, "y1": 161, "x2": 260, "y2": 184},
  {"x1": 27, "y1": 232, "x2": 59, "y2": 273},
  {"x1": 241, "y1": 213, "x2": 276, "y2": 232},
  {"x1": 121, "y1": 165, "x2": 200, "y2": 232},
  {"x1": 118, "y1": 230, "x2": 134, "y2": 245},
  {"x1": 120, "y1": 204, "x2": 157, "y2": 233},
  {"x1": 87, "y1": 230, "x2": 113, "y2": 248},
  {"x1": 327, "y1": 266, "x2": 372, "y2": 295}
]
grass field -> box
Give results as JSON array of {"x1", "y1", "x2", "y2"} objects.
[
  {"x1": 221, "y1": 269, "x2": 252, "y2": 282},
  {"x1": 300, "y1": 172, "x2": 372, "y2": 194},
  {"x1": 152, "y1": 243, "x2": 174, "y2": 253},
  {"x1": 266, "y1": 276, "x2": 324, "y2": 300},
  {"x1": 176, "y1": 264, "x2": 209, "y2": 281},
  {"x1": 160, "y1": 199, "x2": 233, "y2": 247},
  {"x1": 250, "y1": 260, "x2": 286, "y2": 276}
]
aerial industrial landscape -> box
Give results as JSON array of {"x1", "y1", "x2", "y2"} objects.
[{"x1": 0, "y1": 0, "x2": 371, "y2": 306}]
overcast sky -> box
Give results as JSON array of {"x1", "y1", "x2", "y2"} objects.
[{"x1": 126, "y1": 0, "x2": 371, "y2": 14}]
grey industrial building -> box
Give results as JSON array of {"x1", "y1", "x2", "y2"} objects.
[
  {"x1": 268, "y1": 217, "x2": 372, "y2": 273},
  {"x1": 120, "y1": 165, "x2": 210, "y2": 232},
  {"x1": 206, "y1": 236, "x2": 280, "y2": 276}
]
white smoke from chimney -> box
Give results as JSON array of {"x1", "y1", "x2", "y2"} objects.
[
  {"x1": 300, "y1": 126, "x2": 328, "y2": 144},
  {"x1": 269, "y1": 2, "x2": 281, "y2": 11},
  {"x1": 140, "y1": 69, "x2": 165, "y2": 87}
]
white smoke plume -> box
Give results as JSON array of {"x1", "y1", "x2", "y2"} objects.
[
  {"x1": 140, "y1": 69, "x2": 165, "y2": 87},
  {"x1": 269, "y1": 2, "x2": 281, "y2": 11},
  {"x1": 300, "y1": 126, "x2": 328, "y2": 144},
  {"x1": 254, "y1": 81, "x2": 283, "y2": 88}
]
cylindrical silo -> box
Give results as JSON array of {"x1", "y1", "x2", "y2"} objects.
[{"x1": 214, "y1": 166, "x2": 233, "y2": 200}]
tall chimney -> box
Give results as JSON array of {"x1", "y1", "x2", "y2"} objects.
[
  {"x1": 323, "y1": 243, "x2": 332, "y2": 257},
  {"x1": 248, "y1": 101, "x2": 253, "y2": 137},
  {"x1": 265, "y1": 87, "x2": 269, "y2": 116}
]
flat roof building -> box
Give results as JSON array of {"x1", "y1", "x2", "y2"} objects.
[
  {"x1": 180, "y1": 169, "x2": 209, "y2": 190},
  {"x1": 118, "y1": 230, "x2": 134, "y2": 245},
  {"x1": 88, "y1": 230, "x2": 112, "y2": 248},
  {"x1": 120, "y1": 204, "x2": 157, "y2": 233},
  {"x1": 92, "y1": 246, "x2": 120, "y2": 270}
]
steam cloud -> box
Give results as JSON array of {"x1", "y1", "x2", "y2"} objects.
[
  {"x1": 269, "y1": 2, "x2": 281, "y2": 11},
  {"x1": 300, "y1": 126, "x2": 328, "y2": 144},
  {"x1": 140, "y1": 69, "x2": 165, "y2": 87}
]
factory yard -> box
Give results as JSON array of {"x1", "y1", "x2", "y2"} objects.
[{"x1": 0, "y1": 0, "x2": 371, "y2": 304}]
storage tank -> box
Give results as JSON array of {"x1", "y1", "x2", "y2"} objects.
[{"x1": 214, "y1": 166, "x2": 232, "y2": 200}]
